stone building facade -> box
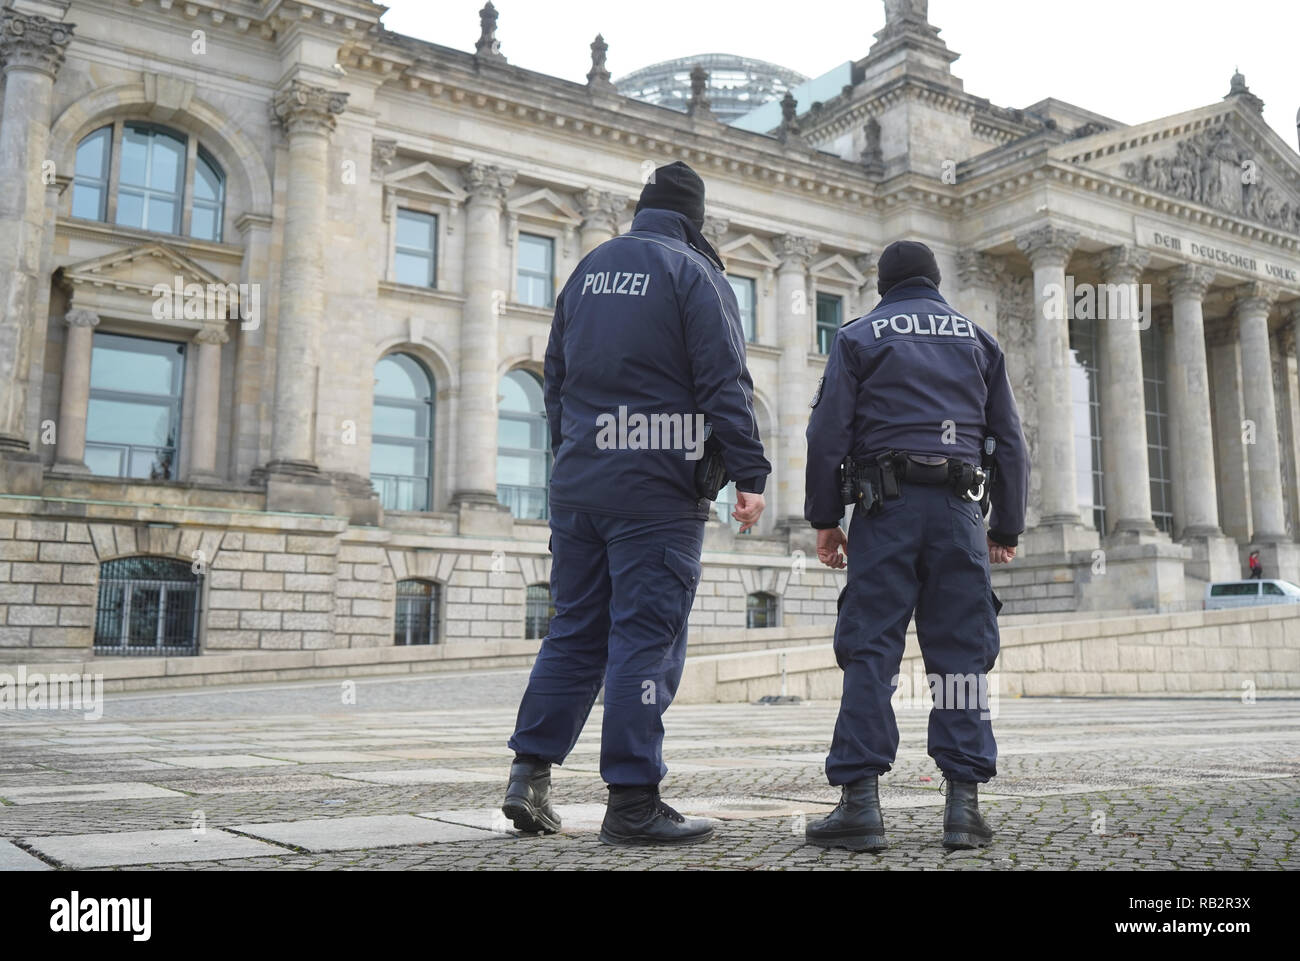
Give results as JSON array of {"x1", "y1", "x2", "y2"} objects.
[{"x1": 1, "y1": 0, "x2": 1300, "y2": 661}]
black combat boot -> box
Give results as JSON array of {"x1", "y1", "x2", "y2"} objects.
[
  {"x1": 941, "y1": 778, "x2": 994, "y2": 850},
  {"x1": 598, "y1": 785, "x2": 714, "y2": 846},
  {"x1": 805, "y1": 776, "x2": 887, "y2": 852},
  {"x1": 501, "y1": 754, "x2": 561, "y2": 834}
]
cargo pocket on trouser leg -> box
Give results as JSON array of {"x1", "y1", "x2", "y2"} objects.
[{"x1": 662, "y1": 545, "x2": 701, "y2": 635}]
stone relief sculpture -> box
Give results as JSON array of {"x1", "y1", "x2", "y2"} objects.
[{"x1": 1122, "y1": 125, "x2": 1300, "y2": 234}]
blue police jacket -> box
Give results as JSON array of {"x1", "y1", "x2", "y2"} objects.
[
  {"x1": 804, "y1": 276, "x2": 1029, "y2": 546},
  {"x1": 545, "y1": 208, "x2": 771, "y2": 519}
]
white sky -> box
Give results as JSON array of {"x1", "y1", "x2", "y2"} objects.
[{"x1": 382, "y1": 0, "x2": 1300, "y2": 148}]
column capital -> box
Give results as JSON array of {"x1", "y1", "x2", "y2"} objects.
[
  {"x1": 1094, "y1": 245, "x2": 1150, "y2": 283},
  {"x1": 64, "y1": 307, "x2": 98, "y2": 328},
  {"x1": 775, "y1": 234, "x2": 819, "y2": 270},
  {"x1": 1014, "y1": 224, "x2": 1079, "y2": 269},
  {"x1": 574, "y1": 187, "x2": 627, "y2": 234},
  {"x1": 270, "y1": 80, "x2": 348, "y2": 137},
  {"x1": 955, "y1": 250, "x2": 1003, "y2": 288},
  {"x1": 1279, "y1": 299, "x2": 1300, "y2": 324},
  {"x1": 0, "y1": 11, "x2": 74, "y2": 79},
  {"x1": 462, "y1": 160, "x2": 516, "y2": 205},
  {"x1": 1165, "y1": 263, "x2": 1216, "y2": 301},
  {"x1": 194, "y1": 326, "x2": 230, "y2": 346},
  {"x1": 1233, "y1": 281, "x2": 1279, "y2": 319}
]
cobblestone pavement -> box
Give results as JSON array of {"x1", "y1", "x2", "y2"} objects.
[{"x1": 0, "y1": 670, "x2": 1296, "y2": 870}]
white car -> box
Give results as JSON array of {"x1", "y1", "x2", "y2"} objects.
[{"x1": 1204, "y1": 579, "x2": 1300, "y2": 610}]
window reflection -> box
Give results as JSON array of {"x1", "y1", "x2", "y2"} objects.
[{"x1": 85, "y1": 333, "x2": 185, "y2": 480}]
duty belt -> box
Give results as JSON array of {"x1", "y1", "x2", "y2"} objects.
[{"x1": 844, "y1": 451, "x2": 987, "y2": 515}]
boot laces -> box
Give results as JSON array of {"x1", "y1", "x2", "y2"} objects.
[
  {"x1": 656, "y1": 800, "x2": 686, "y2": 823},
  {"x1": 939, "y1": 776, "x2": 948, "y2": 797}
]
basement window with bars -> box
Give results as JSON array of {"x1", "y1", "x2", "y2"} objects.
[
  {"x1": 746, "y1": 591, "x2": 779, "y2": 629},
  {"x1": 394, "y1": 579, "x2": 441, "y2": 645},
  {"x1": 93, "y1": 556, "x2": 201, "y2": 656}
]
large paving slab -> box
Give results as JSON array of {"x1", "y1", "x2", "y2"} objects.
[
  {"x1": 0, "y1": 782, "x2": 188, "y2": 805},
  {"x1": 24, "y1": 829, "x2": 285, "y2": 868},
  {"x1": 0, "y1": 839, "x2": 51, "y2": 870},
  {"x1": 331, "y1": 768, "x2": 501, "y2": 785},
  {"x1": 231, "y1": 814, "x2": 500, "y2": 851}
]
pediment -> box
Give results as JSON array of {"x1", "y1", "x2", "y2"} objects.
[
  {"x1": 719, "y1": 233, "x2": 779, "y2": 268},
  {"x1": 1056, "y1": 101, "x2": 1300, "y2": 236},
  {"x1": 384, "y1": 161, "x2": 466, "y2": 203},
  {"x1": 811, "y1": 252, "x2": 866, "y2": 285},
  {"x1": 60, "y1": 242, "x2": 226, "y2": 295},
  {"x1": 507, "y1": 187, "x2": 580, "y2": 225}
]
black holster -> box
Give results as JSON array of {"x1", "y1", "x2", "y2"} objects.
[{"x1": 694, "y1": 429, "x2": 728, "y2": 501}]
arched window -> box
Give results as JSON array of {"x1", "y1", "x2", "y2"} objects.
[
  {"x1": 371, "y1": 353, "x2": 434, "y2": 511},
  {"x1": 70, "y1": 122, "x2": 227, "y2": 242},
  {"x1": 394, "y1": 580, "x2": 441, "y2": 645},
  {"x1": 497, "y1": 369, "x2": 550, "y2": 520},
  {"x1": 94, "y1": 556, "x2": 201, "y2": 656},
  {"x1": 191, "y1": 147, "x2": 226, "y2": 242},
  {"x1": 746, "y1": 591, "x2": 778, "y2": 629},
  {"x1": 525, "y1": 583, "x2": 554, "y2": 640}
]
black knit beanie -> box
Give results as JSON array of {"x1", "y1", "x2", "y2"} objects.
[
  {"x1": 635, "y1": 161, "x2": 706, "y2": 229},
  {"x1": 877, "y1": 240, "x2": 941, "y2": 294}
]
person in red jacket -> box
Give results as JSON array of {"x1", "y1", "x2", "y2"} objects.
[{"x1": 1248, "y1": 550, "x2": 1262, "y2": 580}]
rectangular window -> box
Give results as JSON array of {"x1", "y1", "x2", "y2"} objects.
[
  {"x1": 516, "y1": 233, "x2": 554, "y2": 307},
  {"x1": 816, "y1": 293, "x2": 843, "y2": 354},
  {"x1": 1140, "y1": 322, "x2": 1172, "y2": 533},
  {"x1": 85, "y1": 333, "x2": 186, "y2": 480},
  {"x1": 728, "y1": 276, "x2": 757, "y2": 342},
  {"x1": 394, "y1": 209, "x2": 437, "y2": 288}
]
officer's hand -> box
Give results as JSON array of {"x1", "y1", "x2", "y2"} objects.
[
  {"x1": 817, "y1": 527, "x2": 848, "y2": 569},
  {"x1": 987, "y1": 537, "x2": 1016, "y2": 564},
  {"x1": 732, "y1": 491, "x2": 765, "y2": 533}
]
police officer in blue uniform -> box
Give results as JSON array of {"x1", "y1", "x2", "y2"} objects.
[
  {"x1": 803, "y1": 240, "x2": 1028, "y2": 852},
  {"x1": 503, "y1": 162, "x2": 771, "y2": 846}
]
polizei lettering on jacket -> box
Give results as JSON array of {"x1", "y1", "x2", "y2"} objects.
[
  {"x1": 871, "y1": 312, "x2": 978, "y2": 340},
  {"x1": 581, "y1": 271, "x2": 652, "y2": 296}
]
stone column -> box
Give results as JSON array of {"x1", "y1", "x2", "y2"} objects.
[
  {"x1": 1236, "y1": 283, "x2": 1287, "y2": 540},
  {"x1": 1281, "y1": 302, "x2": 1300, "y2": 537},
  {"x1": 454, "y1": 160, "x2": 516, "y2": 517},
  {"x1": 0, "y1": 12, "x2": 73, "y2": 490},
  {"x1": 773, "y1": 234, "x2": 818, "y2": 534},
  {"x1": 955, "y1": 250, "x2": 1002, "y2": 339},
  {"x1": 1095, "y1": 246, "x2": 1156, "y2": 538},
  {"x1": 263, "y1": 80, "x2": 347, "y2": 504},
  {"x1": 52, "y1": 307, "x2": 97, "y2": 473},
  {"x1": 1208, "y1": 326, "x2": 1251, "y2": 544},
  {"x1": 1165, "y1": 266, "x2": 1222, "y2": 536},
  {"x1": 189, "y1": 327, "x2": 228, "y2": 481},
  {"x1": 575, "y1": 188, "x2": 625, "y2": 255},
  {"x1": 1015, "y1": 224, "x2": 1088, "y2": 549}
]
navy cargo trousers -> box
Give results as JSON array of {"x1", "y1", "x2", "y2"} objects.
[
  {"x1": 508, "y1": 507, "x2": 705, "y2": 786},
  {"x1": 827, "y1": 481, "x2": 1002, "y2": 786}
]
